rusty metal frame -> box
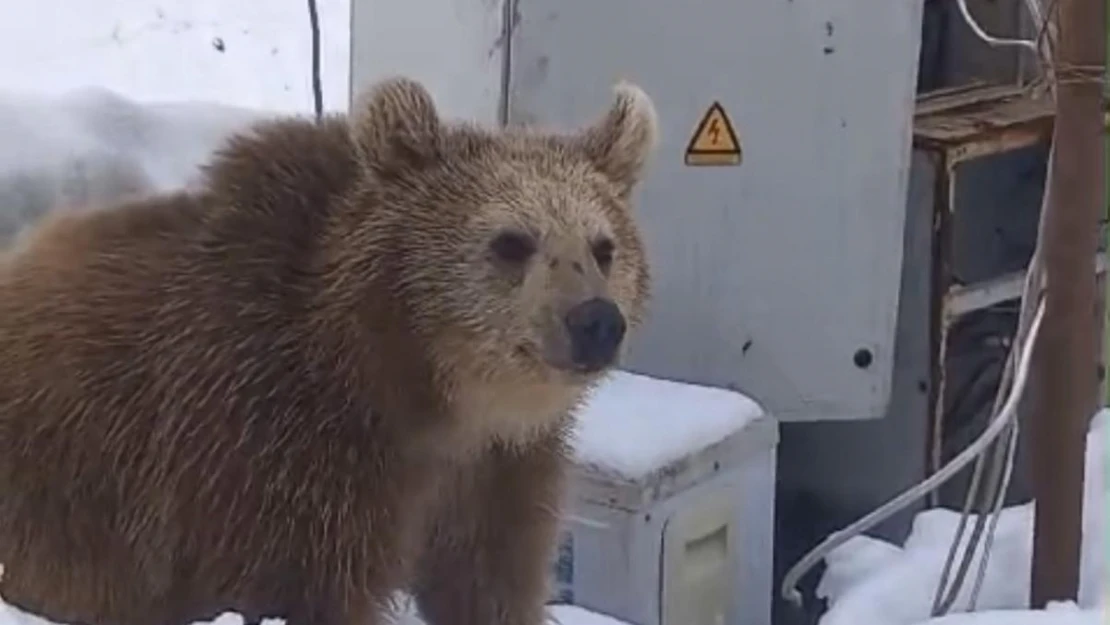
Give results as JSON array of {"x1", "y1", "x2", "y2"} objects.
[{"x1": 911, "y1": 83, "x2": 1056, "y2": 498}]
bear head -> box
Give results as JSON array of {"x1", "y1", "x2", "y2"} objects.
[{"x1": 341, "y1": 77, "x2": 658, "y2": 444}]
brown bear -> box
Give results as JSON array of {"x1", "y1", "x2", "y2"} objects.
[{"x1": 0, "y1": 76, "x2": 656, "y2": 625}]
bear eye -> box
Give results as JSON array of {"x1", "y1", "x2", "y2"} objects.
[
  {"x1": 591, "y1": 237, "x2": 616, "y2": 272},
  {"x1": 489, "y1": 230, "x2": 537, "y2": 264}
]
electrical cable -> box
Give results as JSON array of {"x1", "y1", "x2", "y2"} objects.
[
  {"x1": 970, "y1": 418, "x2": 1021, "y2": 608},
  {"x1": 932, "y1": 152, "x2": 1052, "y2": 614},
  {"x1": 930, "y1": 1, "x2": 1059, "y2": 601},
  {"x1": 933, "y1": 296, "x2": 1033, "y2": 613},
  {"x1": 933, "y1": 419, "x2": 1015, "y2": 613},
  {"x1": 926, "y1": 0, "x2": 1056, "y2": 613},
  {"x1": 955, "y1": 0, "x2": 1038, "y2": 53},
  {"x1": 307, "y1": 0, "x2": 324, "y2": 122},
  {"x1": 780, "y1": 296, "x2": 1046, "y2": 607}
]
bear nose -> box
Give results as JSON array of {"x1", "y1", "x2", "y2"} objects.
[{"x1": 564, "y1": 297, "x2": 627, "y2": 372}]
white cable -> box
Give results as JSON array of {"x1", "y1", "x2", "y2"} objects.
[
  {"x1": 934, "y1": 249, "x2": 1047, "y2": 614},
  {"x1": 933, "y1": 419, "x2": 1019, "y2": 614},
  {"x1": 932, "y1": 248, "x2": 1045, "y2": 614},
  {"x1": 969, "y1": 419, "x2": 1020, "y2": 609},
  {"x1": 931, "y1": 44, "x2": 1055, "y2": 603},
  {"x1": 932, "y1": 429, "x2": 1007, "y2": 614},
  {"x1": 955, "y1": 0, "x2": 1039, "y2": 53},
  {"x1": 781, "y1": 298, "x2": 1046, "y2": 606},
  {"x1": 926, "y1": 0, "x2": 1055, "y2": 612}
]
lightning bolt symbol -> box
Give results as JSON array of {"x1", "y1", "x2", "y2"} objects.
[{"x1": 707, "y1": 119, "x2": 721, "y2": 144}]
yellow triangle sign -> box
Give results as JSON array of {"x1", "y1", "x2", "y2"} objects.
[{"x1": 684, "y1": 101, "x2": 742, "y2": 166}]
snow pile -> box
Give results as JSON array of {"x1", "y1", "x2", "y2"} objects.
[
  {"x1": 817, "y1": 409, "x2": 1109, "y2": 625},
  {"x1": 0, "y1": 0, "x2": 354, "y2": 244},
  {"x1": 0, "y1": 0, "x2": 351, "y2": 114},
  {"x1": 0, "y1": 88, "x2": 263, "y2": 243},
  {"x1": 572, "y1": 370, "x2": 765, "y2": 480}
]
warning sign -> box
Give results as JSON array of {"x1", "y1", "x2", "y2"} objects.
[{"x1": 684, "y1": 102, "x2": 742, "y2": 166}]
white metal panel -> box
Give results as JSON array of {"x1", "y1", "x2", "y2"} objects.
[
  {"x1": 661, "y1": 497, "x2": 735, "y2": 625},
  {"x1": 506, "y1": 0, "x2": 925, "y2": 421},
  {"x1": 348, "y1": 0, "x2": 505, "y2": 123}
]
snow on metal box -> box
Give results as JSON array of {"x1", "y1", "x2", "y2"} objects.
[
  {"x1": 569, "y1": 371, "x2": 773, "y2": 497},
  {"x1": 506, "y1": 0, "x2": 926, "y2": 421}
]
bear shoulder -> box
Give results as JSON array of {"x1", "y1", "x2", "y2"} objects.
[{"x1": 200, "y1": 114, "x2": 357, "y2": 223}]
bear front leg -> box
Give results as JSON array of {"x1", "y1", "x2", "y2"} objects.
[{"x1": 413, "y1": 428, "x2": 570, "y2": 625}]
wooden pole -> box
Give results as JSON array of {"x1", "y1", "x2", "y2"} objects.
[{"x1": 1029, "y1": 0, "x2": 1106, "y2": 608}]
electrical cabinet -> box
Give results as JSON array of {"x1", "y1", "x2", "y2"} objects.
[{"x1": 350, "y1": 0, "x2": 928, "y2": 421}]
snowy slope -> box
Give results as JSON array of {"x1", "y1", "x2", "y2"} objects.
[
  {"x1": 0, "y1": 0, "x2": 351, "y2": 114},
  {"x1": 0, "y1": 89, "x2": 265, "y2": 243},
  {"x1": 0, "y1": 0, "x2": 351, "y2": 242},
  {"x1": 817, "y1": 410, "x2": 1109, "y2": 625}
]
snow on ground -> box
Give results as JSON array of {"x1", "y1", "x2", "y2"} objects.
[
  {"x1": 0, "y1": 595, "x2": 631, "y2": 625},
  {"x1": 817, "y1": 409, "x2": 1109, "y2": 625},
  {"x1": 914, "y1": 603, "x2": 1104, "y2": 625}
]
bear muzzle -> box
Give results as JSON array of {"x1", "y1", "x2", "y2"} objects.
[{"x1": 563, "y1": 297, "x2": 627, "y2": 373}]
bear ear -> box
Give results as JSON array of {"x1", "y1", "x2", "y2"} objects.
[
  {"x1": 349, "y1": 76, "x2": 441, "y2": 172},
  {"x1": 575, "y1": 81, "x2": 659, "y2": 195}
]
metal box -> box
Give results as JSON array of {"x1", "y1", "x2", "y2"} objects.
[
  {"x1": 348, "y1": 0, "x2": 506, "y2": 126},
  {"x1": 554, "y1": 372, "x2": 779, "y2": 625},
  {"x1": 349, "y1": 0, "x2": 927, "y2": 421}
]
